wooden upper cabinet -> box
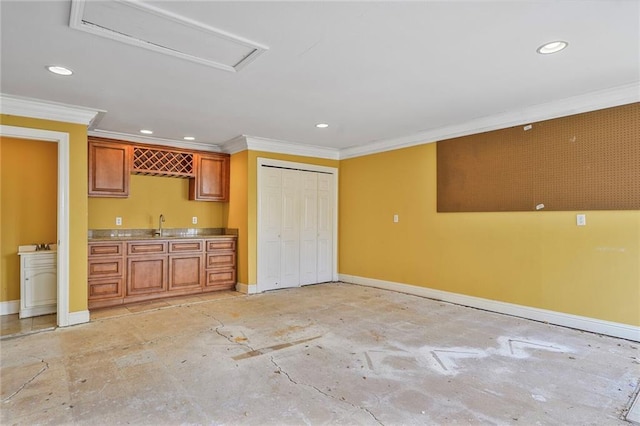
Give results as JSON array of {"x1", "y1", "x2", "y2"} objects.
[
  {"x1": 189, "y1": 153, "x2": 230, "y2": 202},
  {"x1": 88, "y1": 138, "x2": 131, "y2": 197}
]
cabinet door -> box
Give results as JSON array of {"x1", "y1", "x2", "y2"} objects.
[
  {"x1": 189, "y1": 154, "x2": 230, "y2": 201},
  {"x1": 168, "y1": 254, "x2": 204, "y2": 291},
  {"x1": 24, "y1": 268, "x2": 57, "y2": 310},
  {"x1": 127, "y1": 256, "x2": 167, "y2": 295},
  {"x1": 88, "y1": 139, "x2": 130, "y2": 197}
]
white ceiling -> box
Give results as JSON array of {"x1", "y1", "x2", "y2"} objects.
[{"x1": 1, "y1": 1, "x2": 639, "y2": 152}]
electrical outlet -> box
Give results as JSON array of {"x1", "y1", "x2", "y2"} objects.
[
  {"x1": 192, "y1": 216, "x2": 198, "y2": 224},
  {"x1": 115, "y1": 217, "x2": 122, "y2": 226},
  {"x1": 576, "y1": 214, "x2": 586, "y2": 226},
  {"x1": 393, "y1": 214, "x2": 399, "y2": 223}
]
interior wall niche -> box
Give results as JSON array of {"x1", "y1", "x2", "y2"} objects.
[{"x1": 437, "y1": 103, "x2": 640, "y2": 212}]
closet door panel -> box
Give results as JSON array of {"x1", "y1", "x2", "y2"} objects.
[
  {"x1": 260, "y1": 167, "x2": 283, "y2": 290},
  {"x1": 280, "y1": 169, "x2": 300, "y2": 287}
]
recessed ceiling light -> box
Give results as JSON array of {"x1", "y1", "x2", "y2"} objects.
[
  {"x1": 140, "y1": 129, "x2": 153, "y2": 135},
  {"x1": 315, "y1": 123, "x2": 329, "y2": 128},
  {"x1": 536, "y1": 41, "x2": 568, "y2": 55},
  {"x1": 46, "y1": 65, "x2": 73, "y2": 76},
  {"x1": 183, "y1": 136, "x2": 195, "y2": 141}
]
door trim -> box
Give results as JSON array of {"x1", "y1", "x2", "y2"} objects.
[
  {"x1": 0, "y1": 125, "x2": 72, "y2": 327},
  {"x1": 257, "y1": 157, "x2": 338, "y2": 292}
]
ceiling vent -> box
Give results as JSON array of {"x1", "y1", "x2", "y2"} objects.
[{"x1": 69, "y1": 0, "x2": 268, "y2": 72}]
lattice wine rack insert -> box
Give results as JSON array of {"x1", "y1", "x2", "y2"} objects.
[{"x1": 132, "y1": 147, "x2": 194, "y2": 177}]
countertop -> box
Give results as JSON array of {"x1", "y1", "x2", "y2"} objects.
[
  {"x1": 18, "y1": 244, "x2": 58, "y2": 255},
  {"x1": 88, "y1": 227, "x2": 237, "y2": 242},
  {"x1": 88, "y1": 234, "x2": 237, "y2": 242}
]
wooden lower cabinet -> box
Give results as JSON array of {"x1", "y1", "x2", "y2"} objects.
[
  {"x1": 205, "y1": 269, "x2": 237, "y2": 290},
  {"x1": 88, "y1": 237, "x2": 236, "y2": 309},
  {"x1": 168, "y1": 254, "x2": 204, "y2": 292},
  {"x1": 127, "y1": 256, "x2": 168, "y2": 295},
  {"x1": 204, "y1": 238, "x2": 236, "y2": 291},
  {"x1": 88, "y1": 277, "x2": 123, "y2": 300},
  {"x1": 88, "y1": 242, "x2": 125, "y2": 309}
]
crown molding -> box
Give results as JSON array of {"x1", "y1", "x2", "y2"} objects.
[
  {"x1": 222, "y1": 135, "x2": 249, "y2": 155},
  {"x1": 89, "y1": 129, "x2": 222, "y2": 152},
  {"x1": 340, "y1": 82, "x2": 640, "y2": 159},
  {"x1": 221, "y1": 134, "x2": 340, "y2": 160},
  {"x1": 0, "y1": 93, "x2": 102, "y2": 126}
]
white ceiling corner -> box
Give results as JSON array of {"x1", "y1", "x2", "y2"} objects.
[
  {"x1": 89, "y1": 129, "x2": 223, "y2": 153},
  {"x1": 221, "y1": 135, "x2": 339, "y2": 160},
  {"x1": 69, "y1": 0, "x2": 268, "y2": 73},
  {"x1": 339, "y1": 82, "x2": 640, "y2": 160},
  {"x1": 249, "y1": 136, "x2": 340, "y2": 160},
  {"x1": 0, "y1": 93, "x2": 102, "y2": 126}
]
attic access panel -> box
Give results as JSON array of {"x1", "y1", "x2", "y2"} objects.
[{"x1": 69, "y1": 0, "x2": 268, "y2": 72}]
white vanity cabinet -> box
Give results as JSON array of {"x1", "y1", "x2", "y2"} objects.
[{"x1": 18, "y1": 246, "x2": 57, "y2": 319}]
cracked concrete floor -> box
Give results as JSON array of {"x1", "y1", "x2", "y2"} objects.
[{"x1": 1, "y1": 283, "x2": 639, "y2": 425}]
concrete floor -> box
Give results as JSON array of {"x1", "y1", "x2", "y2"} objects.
[{"x1": 1, "y1": 283, "x2": 638, "y2": 425}]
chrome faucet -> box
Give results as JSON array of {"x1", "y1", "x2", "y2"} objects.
[{"x1": 155, "y1": 214, "x2": 165, "y2": 237}]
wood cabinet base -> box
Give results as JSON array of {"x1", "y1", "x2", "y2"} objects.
[{"x1": 88, "y1": 237, "x2": 236, "y2": 310}]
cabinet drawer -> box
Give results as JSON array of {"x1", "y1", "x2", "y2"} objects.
[
  {"x1": 206, "y1": 239, "x2": 236, "y2": 251},
  {"x1": 88, "y1": 277, "x2": 123, "y2": 300},
  {"x1": 127, "y1": 241, "x2": 167, "y2": 255},
  {"x1": 168, "y1": 240, "x2": 203, "y2": 253},
  {"x1": 88, "y1": 257, "x2": 124, "y2": 278},
  {"x1": 23, "y1": 253, "x2": 57, "y2": 269},
  {"x1": 204, "y1": 269, "x2": 236, "y2": 290},
  {"x1": 206, "y1": 252, "x2": 236, "y2": 269},
  {"x1": 89, "y1": 242, "x2": 123, "y2": 257}
]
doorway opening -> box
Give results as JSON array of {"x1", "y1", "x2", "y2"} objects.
[{"x1": 0, "y1": 125, "x2": 71, "y2": 327}]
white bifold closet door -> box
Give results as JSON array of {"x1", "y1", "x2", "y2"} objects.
[{"x1": 259, "y1": 166, "x2": 333, "y2": 291}]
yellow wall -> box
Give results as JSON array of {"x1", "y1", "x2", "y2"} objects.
[
  {"x1": 0, "y1": 137, "x2": 57, "y2": 302},
  {"x1": 0, "y1": 115, "x2": 88, "y2": 312},
  {"x1": 339, "y1": 143, "x2": 640, "y2": 326},
  {"x1": 224, "y1": 151, "x2": 249, "y2": 284},
  {"x1": 88, "y1": 174, "x2": 225, "y2": 229}
]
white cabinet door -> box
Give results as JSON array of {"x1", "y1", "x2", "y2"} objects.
[{"x1": 20, "y1": 252, "x2": 57, "y2": 318}]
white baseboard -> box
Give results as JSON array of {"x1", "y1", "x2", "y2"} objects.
[
  {"x1": 19, "y1": 304, "x2": 56, "y2": 319},
  {"x1": 236, "y1": 282, "x2": 258, "y2": 294},
  {"x1": 66, "y1": 310, "x2": 90, "y2": 326},
  {"x1": 0, "y1": 300, "x2": 19, "y2": 315},
  {"x1": 339, "y1": 274, "x2": 640, "y2": 342}
]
